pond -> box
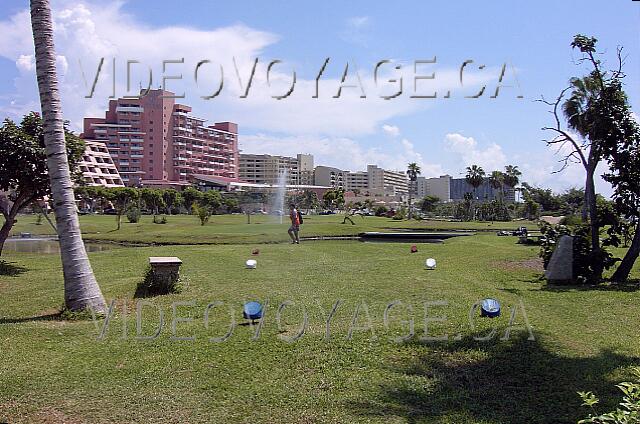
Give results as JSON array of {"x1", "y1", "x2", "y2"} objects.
[{"x1": 3, "y1": 238, "x2": 115, "y2": 254}]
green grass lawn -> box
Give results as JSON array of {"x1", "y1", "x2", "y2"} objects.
[
  {"x1": 7, "y1": 213, "x2": 537, "y2": 244},
  {"x1": 1, "y1": 218, "x2": 639, "y2": 423}
]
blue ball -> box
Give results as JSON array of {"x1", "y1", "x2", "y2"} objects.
[
  {"x1": 243, "y1": 301, "x2": 263, "y2": 320},
  {"x1": 480, "y1": 298, "x2": 501, "y2": 318}
]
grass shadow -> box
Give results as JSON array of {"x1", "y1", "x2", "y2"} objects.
[
  {"x1": 0, "y1": 312, "x2": 61, "y2": 324},
  {"x1": 542, "y1": 279, "x2": 640, "y2": 293},
  {"x1": 0, "y1": 260, "x2": 28, "y2": 277},
  {"x1": 349, "y1": 334, "x2": 639, "y2": 423}
]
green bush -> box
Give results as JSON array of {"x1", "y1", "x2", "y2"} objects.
[
  {"x1": 560, "y1": 214, "x2": 583, "y2": 226},
  {"x1": 476, "y1": 200, "x2": 512, "y2": 221},
  {"x1": 153, "y1": 215, "x2": 167, "y2": 224},
  {"x1": 578, "y1": 367, "x2": 640, "y2": 423},
  {"x1": 374, "y1": 206, "x2": 388, "y2": 217},
  {"x1": 126, "y1": 206, "x2": 141, "y2": 223},
  {"x1": 192, "y1": 203, "x2": 211, "y2": 225},
  {"x1": 539, "y1": 222, "x2": 618, "y2": 284},
  {"x1": 392, "y1": 208, "x2": 406, "y2": 220},
  {"x1": 135, "y1": 265, "x2": 183, "y2": 298}
]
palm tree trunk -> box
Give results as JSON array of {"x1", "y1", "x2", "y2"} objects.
[{"x1": 30, "y1": 0, "x2": 106, "y2": 312}]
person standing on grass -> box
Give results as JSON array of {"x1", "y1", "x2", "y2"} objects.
[{"x1": 288, "y1": 203, "x2": 301, "y2": 244}]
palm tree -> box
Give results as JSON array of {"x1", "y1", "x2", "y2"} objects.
[
  {"x1": 562, "y1": 76, "x2": 601, "y2": 237},
  {"x1": 465, "y1": 165, "x2": 485, "y2": 199},
  {"x1": 30, "y1": 0, "x2": 106, "y2": 312},
  {"x1": 503, "y1": 165, "x2": 522, "y2": 202},
  {"x1": 556, "y1": 74, "x2": 606, "y2": 282},
  {"x1": 489, "y1": 170, "x2": 505, "y2": 201},
  {"x1": 406, "y1": 163, "x2": 421, "y2": 219},
  {"x1": 465, "y1": 165, "x2": 485, "y2": 220}
]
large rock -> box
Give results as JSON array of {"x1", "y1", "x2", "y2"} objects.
[{"x1": 545, "y1": 235, "x2": 574, "y2": 283}]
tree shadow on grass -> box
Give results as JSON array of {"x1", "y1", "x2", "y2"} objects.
[
  {"x1": 349, "y1": 334, "x2": 639, "y2": 424},
  {"x1": 0, "y1": 312, "x2": 61, "y2": 324},
  {"x1": 0, "y1": 260, "x2": 28, "y2": 277},
  {"x1": 541, "y1": 279, "x2": 640, "y2": 293}
]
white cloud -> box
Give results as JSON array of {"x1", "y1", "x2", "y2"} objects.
[
  {"x1": 347, "y1": 16, "x2": 370, "y2": 29},
  {"x1": 341, "y1": 16, "x2": 371, "y2": 46},
  {"x1": 382, "y1": 124, "x2": 400, "y2": 137},
  {"x1": 15, "y1": 54, "x2": 35, "y2": 72},
  {"x1": 0, "y1": 2, "x2": 493, "y2": 137},
  {"x1": 444, "y1": 133, "x2": 507, "y2": 171},
  {"x1": 0, "y1": 0, "x2": 277, "y2": 129},
  {"x1": 442, "y1": 131, "x2": 613, "y2": 195}
]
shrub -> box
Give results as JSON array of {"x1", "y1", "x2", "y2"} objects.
[
  {"x1": 560, "y1": 214, "x2": 583, "y2": 226},
  {"x1": 192, "y1": 203, "x2": 211, "y2": 225},
  {"x1": 392, "y1": 208, "x2": 406, "y2": 220},
  {"x1": 539, "y1": 222, "x2": 618, "y2": 284},
  {"x1": 153, "y1": 215, "x2": 167, "y2": 224},
  {"x1": 126, "y1": 206, "x2": 141, "y2": 223},
  {"x1": 135, "y1": 265, "x2": 183, "y2": 298},
  {"x1": 374, "y1": 206, "x2": 388, "y2": 217},
  {"x1": 578, "y1": 367, "x2": 640, "y2": 423}
]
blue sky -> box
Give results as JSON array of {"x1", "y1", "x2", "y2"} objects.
[{"x1": 0, "y1": 0, "x2": 638, "y2": 195}]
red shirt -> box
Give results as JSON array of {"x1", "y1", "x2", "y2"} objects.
[{"x1": 290, "y1": 209, "x2": 300, "y2": 225}]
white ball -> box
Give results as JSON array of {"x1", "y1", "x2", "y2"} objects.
[
  {"x1": 245, "y1": 259, "x2": 257, "y2": 269},
  {"x1": 425, "y1": 258, "x2": 437, "y2": 269}
]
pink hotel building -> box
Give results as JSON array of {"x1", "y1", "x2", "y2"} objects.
[{"x1": 81, "y1": 89, "x2": 239, "y2": 187}]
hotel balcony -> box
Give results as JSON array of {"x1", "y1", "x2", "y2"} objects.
[
  {"x1": 92, "y1": 123, "x2": 132, "y2": 128},
  {"x1": 115, "y1": 106, "x2": 144, "y2": 113}
]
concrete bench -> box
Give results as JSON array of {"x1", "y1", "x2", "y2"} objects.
[
  {"x1": 148, "y1": 257, "x2": 182, "y2": 285},
  {"x1": 149, "y1": 256, "x2": 182, "y2": 272},
  {"x1": 136, "y1": 257, "x2": 183, "y2": 297}
]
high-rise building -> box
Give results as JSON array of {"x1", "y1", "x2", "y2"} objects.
[
  {"x1": 297, "y1": 154, "x2": 315, "y2": 185},
  {"x1": 415, "y1": 175, "x2": 515, "y2": 202},
  {"x1": 77, "y1": 140, "x2": 124, "y2": 187},
  {"x1": 313, "y1": 166, "x2": 347, "y2": 190},
  {"x1": 239, "y1": 153, "x2": 314, "y2": 185},
  {"x1": 313, "y1": 164, "x2": 408, "y2": 195},
  {"x1": 416, "y1": 175, "x2": 451, "y2": 202},
  {"x1": 345, "y1": 171, "x2": 369, "y2": 191},
  {"x1": 81, "y1": 89, "x2": 239, "y2": 187},
  {"x1": 450, "y1": 178, "x2": 515, "y2": 202},
  {"x1": 366, "y1": 165, "x2": 408, "y2": 195}
]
